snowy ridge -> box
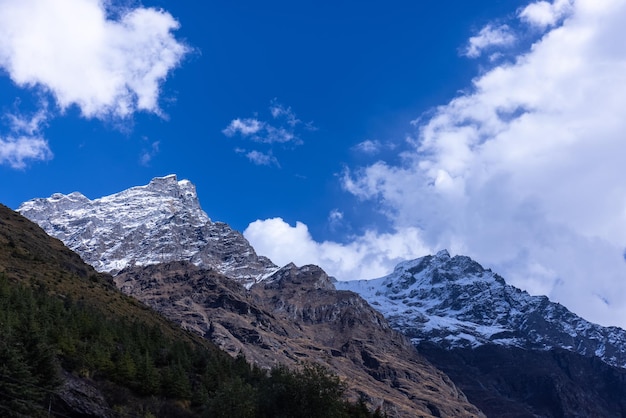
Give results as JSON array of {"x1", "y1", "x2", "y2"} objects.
[
  {"x1": 18, "y1": 175, "x2": 278, "y2": 284},
  {"x1": 336, "y1": 250, "x2": 626, "y2": 369}
]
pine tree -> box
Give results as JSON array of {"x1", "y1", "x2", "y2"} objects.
[{"x1": 0, "y1": 341, "x2": 46, "y2": 417}]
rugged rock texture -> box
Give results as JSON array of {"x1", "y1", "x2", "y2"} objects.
[
  {"x1": 16, "y1": 176, "x2": 488, "y2": 416},
  {"x1": 18, "y1": 175, "x2": 277, "y2": 285},
  {"x1": 336, "y1": 250, "x2": 626, "y2": 369},
  {"x1": 55, "y1": 371, "x2": 114, "y2": 418},
  {"x1": 116, "y1": 261, "x2": 485, "y2": 418}
]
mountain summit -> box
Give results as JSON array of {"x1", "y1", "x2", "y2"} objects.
[
  {"x1": 336, "y1": 249, "x2": 626, "y2": 369},
  {"x1": 18, "y1": 175, "x2": 277, "y2": 285}
]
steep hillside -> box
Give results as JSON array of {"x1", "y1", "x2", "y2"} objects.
[
  {"x1": 0, "y1": 205, "x2": 392, "y2": 418},
  {"x1": 116, "y1": 261, "x2": 484, "y2": 417}
]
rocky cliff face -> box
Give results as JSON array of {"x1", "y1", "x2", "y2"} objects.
[
  {"x1": 116, "y1": 261, "x2": 485, "y2": 418},
  {"x1": 18, "y1": 175, "x2": 277, "y2": 285}
]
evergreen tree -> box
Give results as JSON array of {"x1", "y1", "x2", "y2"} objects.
[{"x1": 0, "y1": 341, "x2": 46, "y2": 417}]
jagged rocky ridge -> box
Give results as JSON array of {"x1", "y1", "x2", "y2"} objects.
[
  {"x1": 336, "y1": 250, "x2": 626, "y2": 370},
  {"x1": 18, "y1": 174, "x2": 278, "y2": 286}
]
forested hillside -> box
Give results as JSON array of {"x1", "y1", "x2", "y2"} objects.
[{"x1": 0, "y1": 204, "x2": 383, "y2": 417}]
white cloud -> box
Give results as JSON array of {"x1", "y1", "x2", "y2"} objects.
[
  {"x1": 339, "y1": 0, "x2": 626, "y2": 328},
  {"x1": 223, "y1": 100, "x2": 311, "y2": 163},
  {"x1": 465, "y1": 24, "x2": 516, "y2": 58},
  {"x1": 0, "y1": 110, "x2": 52, "y2": 168},
  {"x1": 263, "y1": 125, "x2": 298, "y2": 144},
  {"x1": 6, "y1": 107, "x2": 48, "y2": 135},
  {"x1": 222, "y1": 118, "x2": 264, "y2": 137},
  {"x1": 244, "y1": 218, "x2": 431, "y2": 280},
  {"x1": 245, "y1": 150, "x2": 279, "y2": 167},
  {"x1": 270, "y1": 99, "x2": 300, "y2": 127},
  {"x1": 353, "y1": 139, "x2": 382, "y2": 154},
  {"x1": 520, "y1": 0, "x2": 574, "y2": 28},
  {"x1": 0, "y1": 0, "x2": 189, "y2": 119},
  {"x1": 139, "y1": 140, "x2": 160, "y2": 166},
  {"x1": 328, "y1": 209, "x2": 344, "y2": 224},
  {"x1": 223, "y1": 101, "x2": 306, "y2": 144},
  {"x1": 0, "y1": 135, "x2": 52, "y2": 169}
]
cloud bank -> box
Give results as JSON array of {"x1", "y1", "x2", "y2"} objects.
[{"x1": 245, "y1": 0, "x2": 626, "y2": 328}]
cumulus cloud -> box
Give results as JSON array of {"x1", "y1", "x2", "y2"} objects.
[
  {"x1": 244, "y1": 218, "x2": 431, "y2": 280},
  {"x1": 520, "y1": 0, "x2": 574, "y2": 28},
  {"x1": 0, "y1": 0, "x2": 189, "y2": 119},
  {"x1": 0, "y1": 109, "x2": 52, "y2": 168},
  {"x1": 464, "y1": 24, "x2": 516, "y2": 58},
  {"x1": 340, "y1": 0, "x2": 626, "y2": 328},
  {"x1": 245, "y1": 0, "x2": 626, "y2": 328}
]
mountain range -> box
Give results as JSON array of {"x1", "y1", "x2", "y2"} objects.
[{"x1": 16, "y1": 175, "x2": 626, "y2": 417}]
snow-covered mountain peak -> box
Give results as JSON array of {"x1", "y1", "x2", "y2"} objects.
[
  {"x1": 388, "y1": 250, "x2": 502, "y2": 293},
  {"x1": 18, "y1": 175, "x2": 277, "y2": 282},
  {"x1": 140, "y1": 174, "x2": 200, "y2": 201},
  {"x1": 337, "y1": 251, "x2": 626, "y2": 369}
]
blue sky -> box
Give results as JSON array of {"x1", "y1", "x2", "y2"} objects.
[{"x1": 2, "y1": 0, "x2": 626, "y2": 329}]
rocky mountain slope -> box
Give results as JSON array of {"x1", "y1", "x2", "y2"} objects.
[
  {"x1": 336, "y1": 250, "x2": 626, "y2": 417},
  {"x1": 335, "y1": 250, "x2": 626, "y2": 369},
  {"x1": 116, "y1": 261, "x2": 484, "y2": 417},
  {"x1": 18, "y1": 174, "x2": 277, "y2": 286}
]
